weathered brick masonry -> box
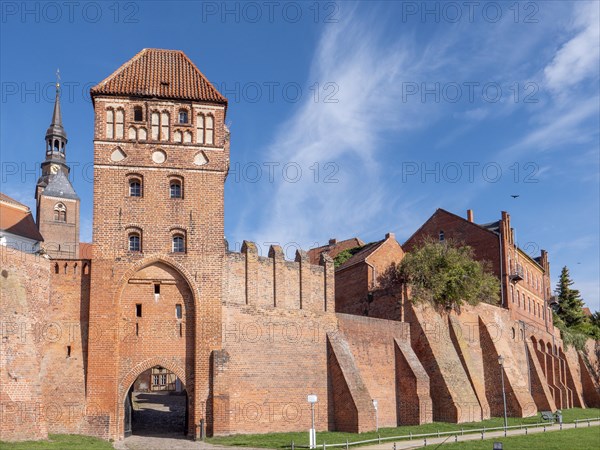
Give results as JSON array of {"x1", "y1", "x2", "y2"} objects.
[{"x1": 1, "y1": 49, "x2": 599, "y2": 442}]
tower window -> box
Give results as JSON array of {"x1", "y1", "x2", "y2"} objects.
[
  {"x1": 151, "y1": 112, "x2": 160, "y2": 140},
  {"x1": 179, "y1": 110, "x2": 188, "y2": 124},
  {"x1": 176, "y1": 304, "x2": 182, "y2": 319},
  {"x1": 161, "y1": 112, "x2": 170, "y2": 141},
  {"x1": 128, "y1": 232, "x2": 141, "y2": 252},
  {"x1": 439, "y1": 230, "x2": 445, "y2": 242},
  {"x1": 196, "y1": 114, "x2": 204, "y2": 143},
  {"x1": 196, "y1": 113, "x2": 215, "y2": 145},
  {"x1": 115, "y1": 108, "x2": 124, "y2": 139},
  {"x1": 134, "y1": 106, "x2": 143, "y2": 122},
  {"x1": 106, "y1": 108, "x2": 114, "y2": 139},
  {"x1": 170, "y1": 180, "x2": 182, "y2": 198},
  {"x1": 154, "y1": 283, "x2": 160, "y2": 295},
  {"x1": 136, "y1": 304, "x2": 142, "y2": 317},
  {"x1": 172, "y1": 234, "x2": 185, "y2": 253},
  {"x1": 205, "y1": 114, "x2": 214, "y2": 145},
  {"x1": 129, "y1": 179, "x2": 142, "y2": 197},
  {"x1": 54, "y1": 203, "x2": 67, "y2": 222}
]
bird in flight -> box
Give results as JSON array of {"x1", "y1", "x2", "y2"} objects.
[{"x1": 511, "y1": 195, "x2": 520, "y2": 199}]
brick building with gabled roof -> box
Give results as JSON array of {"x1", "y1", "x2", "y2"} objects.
[
  {"x1": 0, "y1": 193, "x2": 43, "y2": 253},
  {"x1": 404, "y1": 208, "x2": 554, "y2": 333}
]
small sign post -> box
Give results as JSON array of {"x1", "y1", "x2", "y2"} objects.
[
  {"x1": 372, "y1": 399, "x2": 378, "y2": 431},
  {"x1": 308, "y1": 395, "x2": 318, "y2": 449}
]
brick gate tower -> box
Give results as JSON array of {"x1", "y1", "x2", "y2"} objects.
[
  {"x1": 86, "y1": 49, "x2": 229, "y2": 440},
  {"x1": 35, "y1": 80, "x2": 80, "y2": 258}
]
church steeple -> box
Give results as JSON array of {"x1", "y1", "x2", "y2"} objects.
[
  {"x1": 45, "y1": 72, "x2": 68, "y2": 161},
  {"x1": 35, "y1": 70, "x2": 80, "y2": 259}
]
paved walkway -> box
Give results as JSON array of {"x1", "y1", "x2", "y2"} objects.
[
  {"x1": 113, "y1": 420, "x2": 599, "y2": 450},
  {"x1": 358, "y1": 421, "x2": 600, "y2": 449}
]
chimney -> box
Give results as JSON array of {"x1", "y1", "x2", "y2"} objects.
[
  {"x1": 328, "y1": 238, "x2": 337, "y2": 246},
  {"x1": 385, "y1": 232, "x2": 395, "y2": 240},
  {"x1": 467, "y1": 209, "x2": 474, "y2": 223}
]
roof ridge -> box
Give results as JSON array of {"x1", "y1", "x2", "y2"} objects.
[
  {"x1": 90, "y1": 48, "x2": 227, "y2": 104},
  {"x1": 92, "y1": 48, "x2": 148, "y2": 92},
  {"x1": 0, "y1": 193, "x2": 30, "y2": 211}
]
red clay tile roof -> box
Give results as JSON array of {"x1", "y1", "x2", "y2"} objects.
[
  {"x1": 337, "y1": 240, "x2": 385, "y2": 271},
  {"x1": 91, "y1": 48, "x2": 227, "y2": 104},
  {"x1": 308, "y1": 237, "x2": 365, "y2": 265},
  {"x1": 0, "y1": 193, "x2": 44, "y2": 242}
]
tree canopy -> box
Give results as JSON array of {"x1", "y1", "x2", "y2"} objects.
[
  {"x1": 553, "y1": 266, "x2": 600, "y2": 345},
  {"x1": 555, "y1": 266, "x2": 586, "y2": 327},
  {"x1": 396, "y1": 238, "x2": 500, "y2": 309}
]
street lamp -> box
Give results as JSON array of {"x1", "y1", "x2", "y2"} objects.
[
  {"x1": 307, "y1": 394, "x2": 318, "y2": 449},
  {"x1": 372, "y1": 399, "x2": 378, "y2": 431},
  {"x1": 498, "y1": 355, "x2": 508, "y2": 430}
]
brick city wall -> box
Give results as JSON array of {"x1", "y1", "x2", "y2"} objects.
[
  {"x1": 42, "y1": 258, "x2": 91, "y2": 435},
  {"x1": 213, "y1": 303, "x2": 337, "y2": 435},
  {"x1": 0, "y1": 248, "x2": 50, "y2": 441}
]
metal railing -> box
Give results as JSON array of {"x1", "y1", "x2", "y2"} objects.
[{"x1": 288, "y1": 417, "x2": 600, "y2": 449}]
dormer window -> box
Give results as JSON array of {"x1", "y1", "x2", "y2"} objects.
[{"x1": 178, "y1": 110, "x2": 188, "y2": 124}]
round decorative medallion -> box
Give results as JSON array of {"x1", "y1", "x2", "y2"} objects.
[{"x1": 152, "y1": 150, "x2": 167, "y2": 164}]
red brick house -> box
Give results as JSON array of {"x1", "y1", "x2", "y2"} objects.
[{"x1": 404, "y1": 208, "x2": 554, "y2": 333}]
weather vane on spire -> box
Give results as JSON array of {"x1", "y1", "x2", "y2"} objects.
[{"x1": 56, "y1": 68, "x2": 61, "y2": 91}]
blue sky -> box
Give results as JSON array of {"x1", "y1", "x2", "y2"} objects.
[{"x1": 1, "y1": 1, "x2": 598, "y2": 311}]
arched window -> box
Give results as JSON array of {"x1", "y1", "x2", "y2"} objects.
[
  {"x1": 138, "y1": 127, "x2": 147, "y2": 141},
  {"x1": 196, "y1": 114, "x2": 204, "y2": 143},
  {"x1": 106, "y1": 108, "x2": 114, "y2": 139},
  {"x1": 128, "y1": 232, "x2": 141, "y2": 252},
  {"x1": 170, "y1": 179, "x2": 182, "y2": 198},
  {"x1": 178, "y1": 110, "x2": 188, "y2": 124},
  {"x1": 172, "y1": 234, "x2": 185, "y2": 253},
  {"x1": 128, "y1": 126, "x2": 137, "y2": 140},
  {"x1": 160, "y1": 111, "x2": 170, "y2": 141},
  {"x1": 54, "y1": 263, "x2": 59, "y2": 274},
  {"x1": 196, "y1": 113, "x2": 215, "y2": 145},
  {"x1": 151, "y1": 112, "x2": 160, "y2": 140},
  {"x1": 134, "y1": 106, "x2": 143, "y2": 122},
  {"x1": 439, "y1": 230, "x2": 445, "y2": 242},
  {"x1": 54, "y1": 203, "x2": 66, "y2": 222},
  {"x1": 174, "y1": 130, "x2": 183, "y2": 143},
  {"x1": 510, "y1": 286, "x2": 514, "y2": 303},
  {"x1": 115, "y1": 108, "x2": 124, "y2": 139},
  {"x1": 205, "y1": 114, "x2": 214, "y2": 145},
  {"x1": 129, "y1": 178, "x2": 142, "y2": 197},
  {"x1": 183, "y1": 131, "x2": 192, "y2": 143}
]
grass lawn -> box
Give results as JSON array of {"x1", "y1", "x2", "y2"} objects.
[
  {"x1": 438, "y1": 426, "x2": 600, "y2": 449},
  {"x1": 206, "y1": 408, "x2": 600, "y2": 448},
  {"x1": 0, "y1": 434, "x2": 113, "y2": 449}
]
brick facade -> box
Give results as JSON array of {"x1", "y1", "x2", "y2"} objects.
[{"x1": 1, "y1": 49, "x2": 599, "y2": 443}]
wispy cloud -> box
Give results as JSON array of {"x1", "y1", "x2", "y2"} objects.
[
  {"x1": 239, "y1": 8, "x2": 447, "y2": 252},
  {"x1": 544, "y1": 1, "x2": 600, "y2": 94}
]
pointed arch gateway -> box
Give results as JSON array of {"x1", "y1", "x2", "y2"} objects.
[{"x1": 115, "y1": 256, "x2": 198, "y2": 439}]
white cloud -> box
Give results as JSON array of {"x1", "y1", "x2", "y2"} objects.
[
  {"x1": 239, "y1": 9, "x2": 447, "y2": 252},
  {"x1": 544, "y1": 1, "x2": 600, "y2": 93}
]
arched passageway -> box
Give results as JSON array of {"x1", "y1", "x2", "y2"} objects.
[{"x1": 125, "y1": 366, "x2": 188, "y2": 438}]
